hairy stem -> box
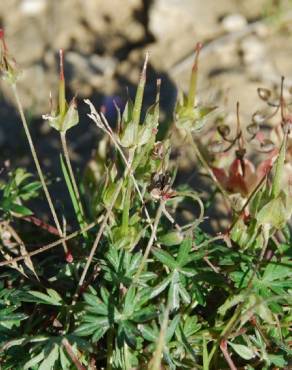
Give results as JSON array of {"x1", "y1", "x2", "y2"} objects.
[{"x1": 12, "y1": 84, "x2": 68, "y2": 254}]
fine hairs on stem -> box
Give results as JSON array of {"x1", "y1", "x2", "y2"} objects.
[{"x1": 11, "y1": 84, "x2": 68, "y2": 254}]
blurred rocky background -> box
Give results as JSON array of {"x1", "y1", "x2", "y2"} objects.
[{"x1": 0, "y1": 0, "x2": 292, "y2": 226}]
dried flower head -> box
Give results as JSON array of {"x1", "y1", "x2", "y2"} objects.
[{"x1": 0, "y1": 29, "x2": 19, "y2": 83}]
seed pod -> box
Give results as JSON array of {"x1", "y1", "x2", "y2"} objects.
[
  {"x1": 260, "y1": 139, "x2": 275, "y2": 153},
  {"x1": 217, "y1": 124, "x2": 230, "y2": 138},
  {"x1": 257, "y1": 87, "x2": 271, "y2": 101},
  {"x1": 247, "y1": 122, "x2": 259, "y2": 136},
  {"x1": 208, "y1": 140, "x2": 225, "y2": 153}
]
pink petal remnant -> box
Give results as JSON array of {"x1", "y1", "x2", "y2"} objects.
[
  {"x1": 193, "y1": 42, "x2": 203, "y2": 71},
  {"x1": 0, "y1": 28, "x2": 8, "y2": 51},
  {"x1": 66, "y1": 250, "x2": 74, "y2": 263}
]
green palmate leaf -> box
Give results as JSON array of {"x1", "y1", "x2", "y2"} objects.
[
  {"x1": 28, "y1": 290, "x2": 62, "y2": 306},
  {"x1": 74, "y1": 323, "x2": 98, "y2": 336},
  {"x1": 82, "y1": 315, "x2": 110, "y2": 326},
  {"x1": 140, "y1": 323, "x2": 158, "y2": 342},
  {"x1": 75, "y1": 316, "x2": 110, "y2": 338},
  {"x1": 92, "y1": 326, "x2": 108, "y2": 342},
  {"x1": 23, "y1": 351, "x2": 45, "y2": 369},
  {"x1": 100, "y1": 287, "x2": 110, "y2": 305},
  {"x1": 39, "y1": 343, "x2": 59, "y2": 370},
  {"x1": 177, "y1": 238, "x2": 192, "y2": 267},
  {"x1": 59, "y1": 347, "x2": 71, "y2": 369},
  {"x1": 268, "y1": 354, "x2": 288, "y2": 367},
  {"x1": 181, "y1": 316, "x2": 201, "y2": 338},
  {"x1": 152, "y1": 248, "x2": 177, "y2": 269},
  {"x1": 123, "y1": 286, "x2": 136, "y2": 316},
  {"x1": 131, "y1": 306, "x2": 158, "y2": 323},
  {"x1": 168, "y1": 270, "x2": 180, "y2": 311},
  {"x1": 121, "y1": 320, "x2": 140, "y2": 348},
  {"x1": 178, "y1": 284, "x2": 191, "y2": 305},
  {"x1": 83, "y1": 293, "x2": 108, "y2": 316},
  {"x1": 262, "y1": 260, "x2": 292, "y2": 283},
  {"x1": 165, "y1": 314, "x2": 180, "y2": 343},
  {"x1": 149, "y1": 276, "x2": 172, "y2": 299},
  {"x1": 228, "y1": 342, "x2": 255, "y2": 360}
]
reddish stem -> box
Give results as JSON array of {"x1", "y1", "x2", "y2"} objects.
[
  {"x1": 22, "y1": 215, "x2": 59, "y2": 236},
  {"x1": 59, "y1": 49, "x2": 65, "y2": 82},
  {"x1": 220, "y1": 340, "x2": 238, "y2": 370}
]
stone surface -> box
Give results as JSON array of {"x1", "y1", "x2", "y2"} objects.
[{"x1": 0, "y1": 0, "x2": 292, "y2": 186}]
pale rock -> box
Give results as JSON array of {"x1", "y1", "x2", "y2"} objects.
[
  {"x1": 66, "y1": 52, "x2": 117, "y2": 94},
  {"x1": 221, "y1": 13, "x2": 247, "y2": 33},
  {"x1": 20, "y1": 0, "x2": 47, "y2": 16},
  {"x1": 240, "y1": 36, "x2": 266, "y2": 65},
  {"x1": 79, "y1": 0, "x2": 144, "y2": 43}
]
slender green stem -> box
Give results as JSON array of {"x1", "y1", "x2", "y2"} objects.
[
  {"x1": 134, "y1": 200, "x2": 164, "y2": 283},
  {"x1": 11, "y1": 84, "x2": 68, "y2": 253},
  {"x1": 60, "y1": 131, "x2": 86, "y2": 227},
  {"x1": 121, "y1": 179, "x2": 131, "y2": 235}
]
